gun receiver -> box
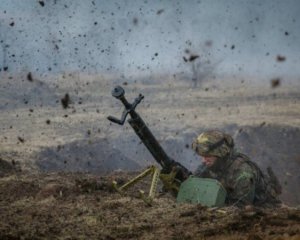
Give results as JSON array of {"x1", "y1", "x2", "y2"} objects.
[{"x1": 107, "y1": 86, "x2": 191, "y2": 186}]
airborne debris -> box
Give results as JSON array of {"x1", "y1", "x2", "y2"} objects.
[
  {"x1": 185, "y1": 49, "x2": 190, "y2": 54},
  {"x1": 133, "y1": 17, "x2": 138, "y2": 25},
  {"x1": 271, "y1": 78, "x2": 281, "y2": 88},
  {"x1": 276, "y1": 55, "x2": 286, "y2": 62},
  {"x1": 157, "y1": 9, "x2": 164, "y2": 15},
  {"x1": 17, "y1": 137, "x2": 25, "y2": 143},
  {"x1": 183, "y1": 54, "x2": 199, "y2": 62},
  {"x1": 61, "y1": 93, "x2": 70, "y2": 109},
  {"x1": 27, "y1": 72, "x2": 33, "y2": 82},
  {"x1": 189, "y1": 55, "x2": 199, "y2": 61},
  {"x1": 38, "y1": 1, "x2": 45, "y2": 7}
]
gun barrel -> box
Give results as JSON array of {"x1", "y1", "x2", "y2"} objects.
[{"x1": 128, "y1": 115, "x2": 172, "y2": 169}]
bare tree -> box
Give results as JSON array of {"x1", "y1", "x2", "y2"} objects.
[
  {"x1": 0, "y1": 22, "x2": 8, "y2": 71},
  {"x1": 191, "y1": 59, "x2": 221, "y2": 88},
  {"x1": 184, "y1": 53, "x2": 221, "y2": 88}
]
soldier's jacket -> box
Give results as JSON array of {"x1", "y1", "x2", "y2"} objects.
[{"x1": 194, "y1": 151, "x2": 281, "y2": 207}]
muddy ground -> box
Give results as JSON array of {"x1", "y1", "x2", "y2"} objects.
[{"x1": 0, "y1": 74, "x2": 300, "y2": 239}]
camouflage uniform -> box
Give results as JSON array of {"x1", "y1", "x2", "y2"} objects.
[{"x1": 192, "y1": 130, "x2": 281, "y2": 207}]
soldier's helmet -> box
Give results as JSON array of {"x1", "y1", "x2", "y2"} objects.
[{"x1": 192, "y1": 130, "x2": 234, "y2": 158}]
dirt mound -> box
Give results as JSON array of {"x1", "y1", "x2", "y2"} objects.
[
  {"x1": 36, "y1": 138, "x2": 141, "y2": 173},
  {"x1": 0, "y1": 157, "x2": 19, "y2": 177},
  {"x1": 232, "y1": 124, "x2": 300, "y2": 206},
  {"x1": 0, "y1": 172, "x2": 299, "y2": 240},
  {"x1": 0, "y1": 76, "x2": 58, "y2": 111}
]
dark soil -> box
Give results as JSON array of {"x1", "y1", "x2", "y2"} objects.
[{"x1": 0, "y1": 171, "x2": 299, "y2": 240}]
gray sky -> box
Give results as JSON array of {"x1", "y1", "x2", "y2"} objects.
[{"x1": 1, "y1": 0, "x2": 300, "y2": 83}]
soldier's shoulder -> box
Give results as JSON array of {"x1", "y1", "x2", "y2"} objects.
[{"x1": 230, "y1": 155, "x2": 255, "y2": 172}]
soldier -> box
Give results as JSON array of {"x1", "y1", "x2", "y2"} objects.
[{"x1": 192, "y1": 130, "x2": 282, "y2": 207}]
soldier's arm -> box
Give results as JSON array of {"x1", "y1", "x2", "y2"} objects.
[{"x1": 228, "y1": 165, "x2": 256, "y2": 206}]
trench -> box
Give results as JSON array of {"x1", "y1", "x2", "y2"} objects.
[{"x1": 36, "y1": 124, "x2": 300, "y2": 206}]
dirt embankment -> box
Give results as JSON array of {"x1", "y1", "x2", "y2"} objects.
[{"x1": 0, "y1": 170, "x2": 299, "y2": 240}]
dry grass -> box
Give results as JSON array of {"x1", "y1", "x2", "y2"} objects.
[{"x1": 1, "y1": 74, "x2": 299, "y2": 164}]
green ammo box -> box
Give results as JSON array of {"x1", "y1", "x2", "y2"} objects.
[{"x1": 176, "y1": 176, "x2": 227, "y2": 207}]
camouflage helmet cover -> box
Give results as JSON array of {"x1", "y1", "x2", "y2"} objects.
[{"x1": 192, "y1": 130, "x2": 234, "y2": 158}]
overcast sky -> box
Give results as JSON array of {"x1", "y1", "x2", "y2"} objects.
[{"x1": 1, "y1": 0, "x2": 300, "y2": 83}]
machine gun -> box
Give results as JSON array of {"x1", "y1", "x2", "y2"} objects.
[
  {"x1": 107, "y1": 86, "x2": 191, "y2": 198},
  {"x1": 107, "y1": 86, "x2": 227, "y2": 207}
]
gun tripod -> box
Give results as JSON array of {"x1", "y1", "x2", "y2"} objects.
[
  {"x1": 112, "y1": 165, "x2": 181, "y2": 205},
  {"x1": 112, "y1": 165, "x2": 161, "y2": 205}
]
